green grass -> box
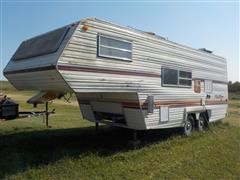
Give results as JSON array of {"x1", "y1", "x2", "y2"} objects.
[
  {"x1": 0, "y1": 81, "x2": 240, "y2": 179},
  {"x1": 229, "y1": 92, "x2": 240, "y2": 100}
]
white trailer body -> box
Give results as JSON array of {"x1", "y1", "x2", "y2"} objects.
[{"x1": 4, "y1": 18, "x2": 228, "y2": 130}]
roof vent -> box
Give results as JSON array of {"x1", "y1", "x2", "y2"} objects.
[
  {"x1": 199, "y1": 48, "x2": 213, "y2": 54},
  {"x1": 146, "y1": 32, "x2": 156, "y2": 36},
  {"x1": 145, "y1": 32, "x2": 166, "y2": 40}
]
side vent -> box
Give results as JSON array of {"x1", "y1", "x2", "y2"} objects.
[
  {"x1": 147, "y1": 95, "x2": 154, "y2": 114},
  {"x1": 160, "y1": 106, "x2": 169, "y2": 122}
]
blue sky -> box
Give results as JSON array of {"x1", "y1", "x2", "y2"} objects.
[{"x1": 0, "y1": 1, "x2": 239, "y2": 82}]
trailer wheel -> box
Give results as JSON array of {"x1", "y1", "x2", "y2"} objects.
[
  {"x1": 4, "y1": 115, "x2": 17, "y2": 120},
  {"x1": 199, "y1": 112, "x2": 209, "y2": 130},
  {"x1": 182, "y1": 115, "x2": 194, "y2": 136},
  {"x1": 198, "y1": 114, "x2": 204, "y2": 131}
]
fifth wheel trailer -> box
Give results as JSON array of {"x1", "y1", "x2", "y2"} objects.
[{"x1": 4, "y1": 17, "x2": 228, "y2": 135}]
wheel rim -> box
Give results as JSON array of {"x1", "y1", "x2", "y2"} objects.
[
  {"x1": 184, "y1": 119, "x2": 192, "y2": 136},
  {"x1": 199, "y1": 118, "x2": 204, "y2": 129},
  {"x1": 199, "y1": 114, "x2": 206, "y2": 130}
]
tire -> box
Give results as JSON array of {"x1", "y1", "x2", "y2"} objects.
[
  {"x1": 198, "y1": 112, "x2": 209, "y2": 131},
  {"x1": 198, "y1": 114, "x2": 205, "y2": 131},
  {"x1": 182, "y1": 115, "x2": 194, "y2": 136},
  {"x1": 4, "y1": 115, "x2": 17, "y2": 120}
]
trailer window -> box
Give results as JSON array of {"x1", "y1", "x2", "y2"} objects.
[
  {"x1": 12, "y1": 26, "x2": 70, "y2": 61},
  {"x1": 162, "y1": 69, "x2": 178, "y2": 85},
  {"x1": 162, "y1": 68, "x2": 192, "y2": 87},
  {"x1": 179, "y1": 70, "x2": 192, "y2": 87},
  {"x1": 179, "y1": 71, "x2": 191, "y2": 78},
  {"x1": 98, "y1": 35, "x2": 132, "y2": 61}
]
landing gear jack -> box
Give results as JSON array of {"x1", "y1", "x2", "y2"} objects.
[
  {"x1": 95, "y1": 122, "x2": 99, "y2": 132},
  {"x1": 128, "y1": 129, "x2": 141, "y2": 149},
  {"x1": 44, "y1": 101, "x2": 51, "y2": 128}
]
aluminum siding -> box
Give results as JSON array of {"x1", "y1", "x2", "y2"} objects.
[
  {"x1": 5, "y1": 70, "x2": 70, "y2": 91},
  {"x1": 4, "y1": 23, "x2": 79, "y2": 91},
  {"x1": 57, "y1": 18, "x2": 228, "y2": 129},
  {"x1": 58, "y1": 18, "x2": 227, "y2": 93}
]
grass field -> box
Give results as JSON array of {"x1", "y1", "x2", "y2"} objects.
[{"x1": 0, "y1": 81, "x2": 240, "y2": 179}]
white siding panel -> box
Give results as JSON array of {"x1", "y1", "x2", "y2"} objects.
[
  {"x1": 58, "y1": 18, "x2": 228, "y2": 129},
  {"x1": 59, "y1": 18, "x2": 227, "y2": 93},
  {"x1": 207, "y1": 104, "x2": 228, "y2": 122},
  {"x1": 90, "y1": 101, "x2": 123, "y2": 114},
  {"x1": 5, "y1": 70, "x2": 70, "y2": 92},
  {"x1": 169, "y1": 108, "x2": 185, "y2": 122},
  {"x1": 144, "y1": 109, "x2": 160, "y2": 127},
  {"x1": 124, "y1": 108, "x2": 146, "y2": 130}
]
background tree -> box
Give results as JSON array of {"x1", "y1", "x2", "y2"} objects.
[{"x1": 228, "y1": 81, "x2": 240, "y2": 92}]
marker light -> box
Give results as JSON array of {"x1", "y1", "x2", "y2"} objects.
[{"x1": 82, "y1": 25, "x2": 89, "y2": 31}]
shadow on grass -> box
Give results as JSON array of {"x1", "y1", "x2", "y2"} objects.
[{"x1": 0, "y1": 124, "x2": 183, "y2": 178}]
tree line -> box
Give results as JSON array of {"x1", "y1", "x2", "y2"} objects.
[{"x1": 228, "y1": 81, "x2": 240, "y2": 93}]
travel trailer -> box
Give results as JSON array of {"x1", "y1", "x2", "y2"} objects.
[{"x1": 4, "y1": 18, "x2": 228, "y2": 137}]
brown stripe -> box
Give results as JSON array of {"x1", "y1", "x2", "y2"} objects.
[
  {"x1": 123, "y1": 99, "x2": 228, "y2": 109},
  {"x1": 57, "y1": 65, "x2": 160, "y2": 78},
  {"x1": 142, "y1": 99, "x2": 201, "y2": 106},
  {"x1": 79, "y1": 99, "x2": 227, "y2": 109},
  {"x1": 4, "y1": 64, "x2": 227, "y2": 85},
  {"x1": 82, "y1": 102, "x2": 227, "y2": 109},
  {"x1": 4, "y1": 65, "x2": 56, "y2": 75},
  {"x1": 157, "y1": 101, "x2": 227, "y2": 108}
]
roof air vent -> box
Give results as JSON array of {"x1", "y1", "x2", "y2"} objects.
[
  {"x1": 146, "y1": 32, "x2": 156, "y2": 35},
  {"x1": 199, "y1": 48, "x2": 213, "y2": 54}
]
